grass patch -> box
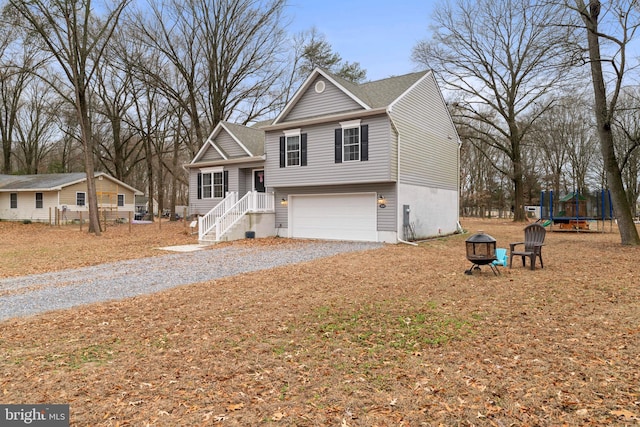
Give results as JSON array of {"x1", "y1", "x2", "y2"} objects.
[
  {"x1": 309, "y1": 301, "x2": 473, "y2": 353},
  {"x1": 43, "y1": 342, "x2": 118, "y2": 369}
]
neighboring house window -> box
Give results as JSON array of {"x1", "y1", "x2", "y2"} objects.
[
  {"x1": 279, "y1": 129, "x2": 307, "y2": 168},
  {"x1": 35, "y1": 192, "x2": 43, "y2": 209},
  {"x1": 197, "y1": 169, "x2": 228, "y2": 199},
  {"x1": 335, "y1": 121, "x2": 369, "y2": 163},
  {"x1": 76, "y1": 192, "x2": 86, "y2": 206},
  {"x1": 118, "y1": 194, "x2": 125, "y2": 207},
  {"x1": 10, "y1": 193, "x2": 17, "y2": 209}
]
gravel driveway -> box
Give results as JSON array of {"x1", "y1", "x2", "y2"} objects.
[{"x1": 0, "y1": 241, "x2": 382, "y2": 321}]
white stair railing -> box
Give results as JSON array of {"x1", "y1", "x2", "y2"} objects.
[
  {"x1": 198, "y1": 192, "x2": 238, "y2": 241},
  {"x1": 215, "y1": 191, "x2": 275, "y2": 241},
  {"x1": 199, "y1": 191, "x2": 274, "y2": 242}
]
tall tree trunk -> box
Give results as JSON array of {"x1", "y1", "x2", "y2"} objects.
[
  {"x1": 581, "y1": 0, "x2": 640, "y2": 245},
  {"x1": 77, "y1": 91, "x2": 102, "y2": 235}
]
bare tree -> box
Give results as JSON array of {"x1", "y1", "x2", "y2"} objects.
[
  {"x1": 413, "y1": 0, "x2": 575, "y2": 221},
  {"x1": 614, "y1": 86, "x2": 640, "y2": 217},
  {"x1": 14, "y1": 79, "x2": 61, "y2": 173},
  {"x1": 0, "y1": 16, "x2": 38, "y2": 173},
  {"x1": 128, "y1": 0, "x2": 289, "y2": 158},
  {"x1": 93, "y1": 35, "x2": 145, "y2": 182},
  {"x1": 8, "y1": 0, "x2": 130, "y2": 235},
  {"x1": 571, "y1": 0, "x2": 640, "y2": 244}
]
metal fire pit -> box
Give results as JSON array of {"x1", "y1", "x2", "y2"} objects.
[{"x1": 464, "y1": 231, "x2": 499, "y2": 275}]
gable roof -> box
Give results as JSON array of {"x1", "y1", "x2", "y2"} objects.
[
  {"x1": 0, "y1": 172, "x2": 142, "y2": 194},
  {"x1": 191, "y1": 121, "x2": 267, "y2": 165},
  {"x1": 271, "y1": 68, "x2": 429, "y2": 125}
]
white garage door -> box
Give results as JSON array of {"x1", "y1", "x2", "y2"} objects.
[{"x1": 290, "y1": 193, "x2": 377, "y2": 241}]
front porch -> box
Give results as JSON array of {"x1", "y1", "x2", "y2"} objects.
[{"x1": 198, "y1": 191, "x2": 275, "y2": 243}]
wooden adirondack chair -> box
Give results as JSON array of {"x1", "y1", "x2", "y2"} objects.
[{"x1": 509, "y1": 223, "x2": 546, "y2": 270}]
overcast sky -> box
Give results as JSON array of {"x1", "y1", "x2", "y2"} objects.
[{"x1": 287, "y1": 1, "x2": 437, "y2": 81}]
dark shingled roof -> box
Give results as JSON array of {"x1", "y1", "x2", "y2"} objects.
[{"x1": 0, "y1": 173, "x2": 87, "y2": 191}]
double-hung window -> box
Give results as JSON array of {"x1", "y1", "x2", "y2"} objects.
[
  {"x1": 197, "y1": 168, "x2": 227, "y2": 199},
  {"x1": 343, "y1": 126, "x2": 360, "y2": 161},
  {"x1": 287, "y1": 134, "x2": 300, "y2": 166},
  {"x1": 76, "y1": 192, "x2": 86, "y2": 206},
  {"x1": 35, "y1": 192, "x2": 43, "y2": 209},
  {"x1": 117, "y1": 194, "x2": 125, "y2": 207},
  {"x1": 279, "y1": 129, "x2": 307, "y2": 168},
  {"x1": 10, "y1": 193, "x2": 17, "y2": 209},
  {"x1": 335, "y1": 120, "x2": 368, "y2": 163}
]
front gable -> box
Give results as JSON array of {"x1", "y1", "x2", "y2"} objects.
[
  {"x1": 274, "y1": 69, "x2": 371, "y2": 124},
  {"x1": 191, "y1": 122, "x2": 262, "y2": 165}
]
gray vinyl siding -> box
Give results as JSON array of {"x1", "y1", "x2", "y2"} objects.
[
  {"x1": 200, "y1": 143, "x2": 224, "y2": 162},
  {"x1": 266, "y1": 114, "x2": 394, "y2": 187},
  {"x1": 215, "y1": 129, "x2": 248, "y2": 158},
  {"x1": 188, "y1": 160, "x2": 264, "y2": 216},
  {"x1": 390, "y1": 74, "x2": 459, "y2": 191},
  {"x1": 271, "y1": 183, "x2": 397, "y2": 232},
  {"x1": 281, "y1": 76, "x2": 364, "y2": 122}
]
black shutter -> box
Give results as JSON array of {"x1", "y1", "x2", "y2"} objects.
[
  {"x1": 223, "y1": 170, "x2": 229, "y2": 194},
  {"x1": 197, "y1": 173, "x2": 202, "y2": 199},
  {"x1": 279, "y1": 136, "x2": 286, "y2": 168},
  {"x1": 360, "y1": 124, "x2": 368, "y2": 161},
  {"x1": 334, "y1": 128, "x2": 342, "y2": 163},
  {"x1": 301, "y1": 133, "x2": 307, "y2": 166}
]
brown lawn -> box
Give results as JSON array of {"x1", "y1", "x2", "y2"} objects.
[{"x1": 0, "y1": 218, "x2": 638, "y2": 426}]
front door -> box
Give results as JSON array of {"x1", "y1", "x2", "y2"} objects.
[{"x1": 253, "y1": 170, "x2": 265, "y2": 193}]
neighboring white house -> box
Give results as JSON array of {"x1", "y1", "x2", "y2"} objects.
[
  {"x1": 186, "y1": 68, "x2": 461, "y2": 243},
  {"x1": 0, "y1": 172, "x2": 143, "y2": 223}
]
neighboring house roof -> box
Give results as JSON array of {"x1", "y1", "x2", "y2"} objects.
[{"x1": 0, "y1": 172, "x2": 143, "y2": 194}]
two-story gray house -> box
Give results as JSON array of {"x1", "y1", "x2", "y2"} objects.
[{"x1": 186, "y1": 68, "x2": 460, "y2": 243}]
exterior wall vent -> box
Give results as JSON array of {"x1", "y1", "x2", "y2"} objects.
[{"x1": 315, "y1": 80, "x2": 325, "y2": 93}]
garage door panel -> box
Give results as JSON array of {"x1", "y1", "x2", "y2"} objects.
[{"x1": 290, "y1": 194, "x2": 376, "y2": 241}]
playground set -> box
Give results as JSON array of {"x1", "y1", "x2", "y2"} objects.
[{"x1": 538, "y1": 189, "x2": 614, "y2": 232}]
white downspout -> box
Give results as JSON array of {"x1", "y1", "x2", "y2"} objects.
[{"x1": 388, "y1": 111, "x2": 418, "y2": 246}]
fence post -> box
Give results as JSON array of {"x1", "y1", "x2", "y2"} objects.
[{"x1": 129, "y1": 211, "x2": 132, "y2": 233}]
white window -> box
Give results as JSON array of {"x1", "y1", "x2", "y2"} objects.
[
  {"x1": 117, "y1": 194, "x2": 125, "y2": 207},
  {"x1": 340, "y1": 120, "x2": 361, "y2": 162},
  {"x1": 200, "y1": 168, "x2": 224, "y2": 199},
  {"x1": 212, "y1": 172, "x2": 224, "y2": 198},
  {"x1": 284, "y1": 129, "x2": 301, "y2": 167},
  {"x1": 76, "y1": 192, "x2": 86, "y2": 206}
]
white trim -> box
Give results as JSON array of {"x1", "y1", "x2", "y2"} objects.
[
  {"x1": 272, "y1": 68, "x2": 371, "y2": 125},
  {"x1": 200, "y1": 166, "x2": 223, "y2": 173},
  {"x1": 315, "y1": 80, "x2": 325, "y2": 93},
  {"x1": 339, "y1": 119, "x2": 361, "y2": 129},
  {"x1": 252, "y1": 169, "x2": 265, "y2": 192},
  {"x1": 285, "y1": 132, "x2": 302, "y2": 167},
  {"x1": 340, "y1": 120, "x2": 361, "y2": 163},
  {"x1": 221, "y1": 122, "x2": 253, "y2": 157},
  {"x1": 283, "y1": 128, "x2": 301, "y2": 137}
]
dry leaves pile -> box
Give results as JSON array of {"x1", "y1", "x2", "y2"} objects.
[{"x1": 0, "y1": 218, "x2": 639, "y2": 426}]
